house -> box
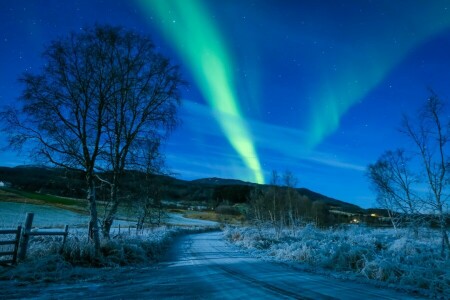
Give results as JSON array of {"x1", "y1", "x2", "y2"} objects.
[{"x1": 0, "y1": 181, "x2": 10, "y2": 188}]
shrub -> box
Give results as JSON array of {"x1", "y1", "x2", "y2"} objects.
[
  {"x1": 215, "y1": 205, "x2": 240, "y2": 215},
  {"x1": 225, "y1": 225, "x2": 447, "y2": 297}
]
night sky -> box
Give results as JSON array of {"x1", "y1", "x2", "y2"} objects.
[{"x1": 2, "y1": 0, "x2": 450, "y2": 208}]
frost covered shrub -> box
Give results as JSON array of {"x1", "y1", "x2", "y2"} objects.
[
  {"x1": 0, "y1": 254, "x2": 73, "y2": 282},
  {"x1": 97, "y1": 228, "x2": 175, "y2": 266},
  {"x1": 361, "y1": 236, "x2": 450, "y2": 293},
  {"x1": 15, "y1": 226, "x2": 187, "y2": 268},
  {"x1": 55, "y1": 234, "x2": 100, "y2": 266},
  {"x1": 20, "y1": 225, "x2": 218, "y2": 268},
  {"x1": 225, "y1": 225, "x2": 448, "y2": 296},
  {"x1": 215, "y1": 205, "x2": 240, "y2": 215},
  {"x1": 362, "y1": 259, "x2": 403, "y2": 282},
  {"x1": 227, "y1": 226, "x2": 278, "y2": 250}
]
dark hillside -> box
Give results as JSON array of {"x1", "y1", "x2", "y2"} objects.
[
  {"x1": 0, "y1": 166, "x2": 363, "y2": 213},
  {"x1": 296, "y1": 188, "x2": 362, "y2": 213},
  {"x1": 191, "y1": 177, "x2": 255, "y2": 186}
]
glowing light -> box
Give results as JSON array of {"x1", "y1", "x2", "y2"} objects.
[
  {"x1": 139, "y1": 0, "x2": 264, "y2": 184},
  {"x1": 306, "y1": 4, "x2": 450, "y2": 148}
]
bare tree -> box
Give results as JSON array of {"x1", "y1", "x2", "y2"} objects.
[
  {"x1": 95, "y1": 28, "x2": 181, "y2": 238},
  {"x1": 368, "y1": 149, "x2": 423, "y2": 236},
  {"x1": 133, "y1": 140, "x2": 167, "y2": 231},
  {"x1": 247, "y1": 170, "x2": 306, "y2": 238},
  {"x1": 1, "y1": 25, "x2": 182, "y2": 253},
  {"x1": 282, "y1": 171, "x2": 303, "y2": 234},
  {"x1": 247, "y1": 171, "x2": 284, "y2": 236},
  {"x1": 136, "y1": 181, "x2": 165, "y2": 231},
  {"x1": 266, "y1": 171, "x2": 287, "y2": 238},
  {"x1": 248, "y1": 188, "x2": 265, "y2": 225},
  {"x1": 311, "y1": 201, "x2": 329, "y2": 227},
  {"x1": 402, "y1": 92, "x2": 450, "y2": 256}
]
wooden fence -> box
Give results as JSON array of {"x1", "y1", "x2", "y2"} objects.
[
  {"x1": 0, "y1": 226, "x2": 21, "y2": 265},
  {"x1": 0, "y1": 213, "x2": 68, "y2": 265}
]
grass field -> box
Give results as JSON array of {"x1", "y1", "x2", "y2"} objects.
[
  {"x1": 0, "y1": 187, "x2": 87, "y2": 213},
  {"x1": 0, "y1": 187, "x2": 85, "y2": 206},
  {"x1": 0, "y1": 188, "x2": 221, "y2": 229}
]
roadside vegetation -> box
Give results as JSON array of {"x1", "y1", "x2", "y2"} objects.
[
  {"x1": 225, "y1": 225, "x2": 449, "y2": 298},
  {"x1": 0, "y1": 226, "x2": 217, "y2": 283},
  {"x1": 223, "y1": 93, "x2": 450, "y2": 298}
]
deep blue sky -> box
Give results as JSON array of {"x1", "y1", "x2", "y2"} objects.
[{"x1": 2, "y1": 0, "x2": 450, "y2": 208}]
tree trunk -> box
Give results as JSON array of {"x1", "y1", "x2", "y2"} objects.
[
  {"x1": 101, "y1": 169, "x2": 123, "y2": 239},
  {"x1": 102, "y1": 185, "x2": 120, "y2": 239},
  {"x1": 438, "y1": 213, "x2": 450, "y2": 257},
  {"x1": 86, "y1": 174, "x2": 100, "y2": 256}
]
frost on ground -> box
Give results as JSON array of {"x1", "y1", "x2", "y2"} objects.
[
  {"x1": 0, "y1": 201, "x2": 89, "y2": 228},
  {"x1": 0, "y1": 200, "x2": 219, "y2": 284},
  {"x1": 225, "y1": 225, "x2": 450, "y2": 298},
  {"x1": 0, "y1": 226, "x2": 217, "y2": 283}
]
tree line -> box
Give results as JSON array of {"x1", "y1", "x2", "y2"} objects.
[{"x1": 246, "y1": 171, "x2": 331, "y2": 238}]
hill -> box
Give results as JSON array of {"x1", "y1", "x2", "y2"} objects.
[
  {"x1": 296, "y1": 188, "x2": 362, "y2": 213},
  {"x1": 190, "y1": 177, "x2": 255, "y2": 186},
  {"x1": 0, "y1": 165, "x2": 363, "y2": 213}
]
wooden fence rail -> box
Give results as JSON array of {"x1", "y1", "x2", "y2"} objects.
[
  {"x1": 18, "y1": 213, "x2": 69, "y2": 261},
  {"x1": 1, "y1": 213, "x2": 69, "y2": 264},
  {"x1": 0, "y1": 226, "x2": 22, "y2": 265}
]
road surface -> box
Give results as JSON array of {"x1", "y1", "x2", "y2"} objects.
[{"x1": 2, "y1": 231, "x2": 422, "y2": 299}]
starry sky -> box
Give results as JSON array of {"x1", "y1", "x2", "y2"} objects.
[{"x1": 2, "y1": 0, "x2": 450, "y2": 208}]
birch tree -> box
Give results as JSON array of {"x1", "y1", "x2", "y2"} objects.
[
  {"x1": 402, "y1": 92, "x2": 450, "y2": 256},
  {"x1": 1, "y1": 25, "x2": 182, "y2": 252},
  {"x1": 96, "y1": 27, "x2": 181, "y2": 238},
  {"x1": 368, "y1": 149, "x2": 423, "y2": 235}
]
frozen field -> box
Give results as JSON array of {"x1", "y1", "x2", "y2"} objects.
[
  {"x1": 0, "y1": 201, "x2": 217, "y2": 229},
  {"x1": 0, "y1": 201, "x2": 89, "y2": 228}
]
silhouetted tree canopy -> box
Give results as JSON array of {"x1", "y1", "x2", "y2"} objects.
[{"x1": 1, "y1": 24, "x2": 183, "y2": 252}]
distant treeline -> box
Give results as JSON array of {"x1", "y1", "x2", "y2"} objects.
[
  {"x1": 0, "y1": 166, "x2": 359, "y2": 208},
  {"x1": 2, "y1": 166, "x2": 406, "y2": 226}
]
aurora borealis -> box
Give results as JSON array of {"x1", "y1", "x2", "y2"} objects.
[
  {"x1": 140, "y1": 0, "x2": 265, "y2": 184},
  {"x1": 3, "y1": 0, "x2": 450, "y2": 207},
  {"x1": 305, "y1": 3, "x2": 450, "y2": 148}
]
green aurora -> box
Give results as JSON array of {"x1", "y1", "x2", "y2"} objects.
[
  {"x1": 306, "y1": 3, "x2": 450, "y2": 148},
  {"x1": 139, "y1": 0, "x2": 450, "y2": 183},
  {"x1": 140, "y1": 0, "x2": 265, "y2": 184}
]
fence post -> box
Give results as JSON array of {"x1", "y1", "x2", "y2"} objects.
[
  {"x1": 59, "y1": 225, "x2": 69, "y2": 253},
  {"x1": 11, "y1": 225, "x2": 22, "y2": 264},
  {"x1": 62, "y1": 225, "x2": 69, "y2": 245},
  {"x1": 18, "y1": 212, "x2": 34, "y2": 261}
]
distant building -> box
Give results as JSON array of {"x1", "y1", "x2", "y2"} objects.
[{"x1": 0, "y1": 181, "x2": 11, "y2": 187}]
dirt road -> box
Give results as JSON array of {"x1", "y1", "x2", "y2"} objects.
[{"x1": 2, "y1": 231, "x2": 422, "y2": 299}]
